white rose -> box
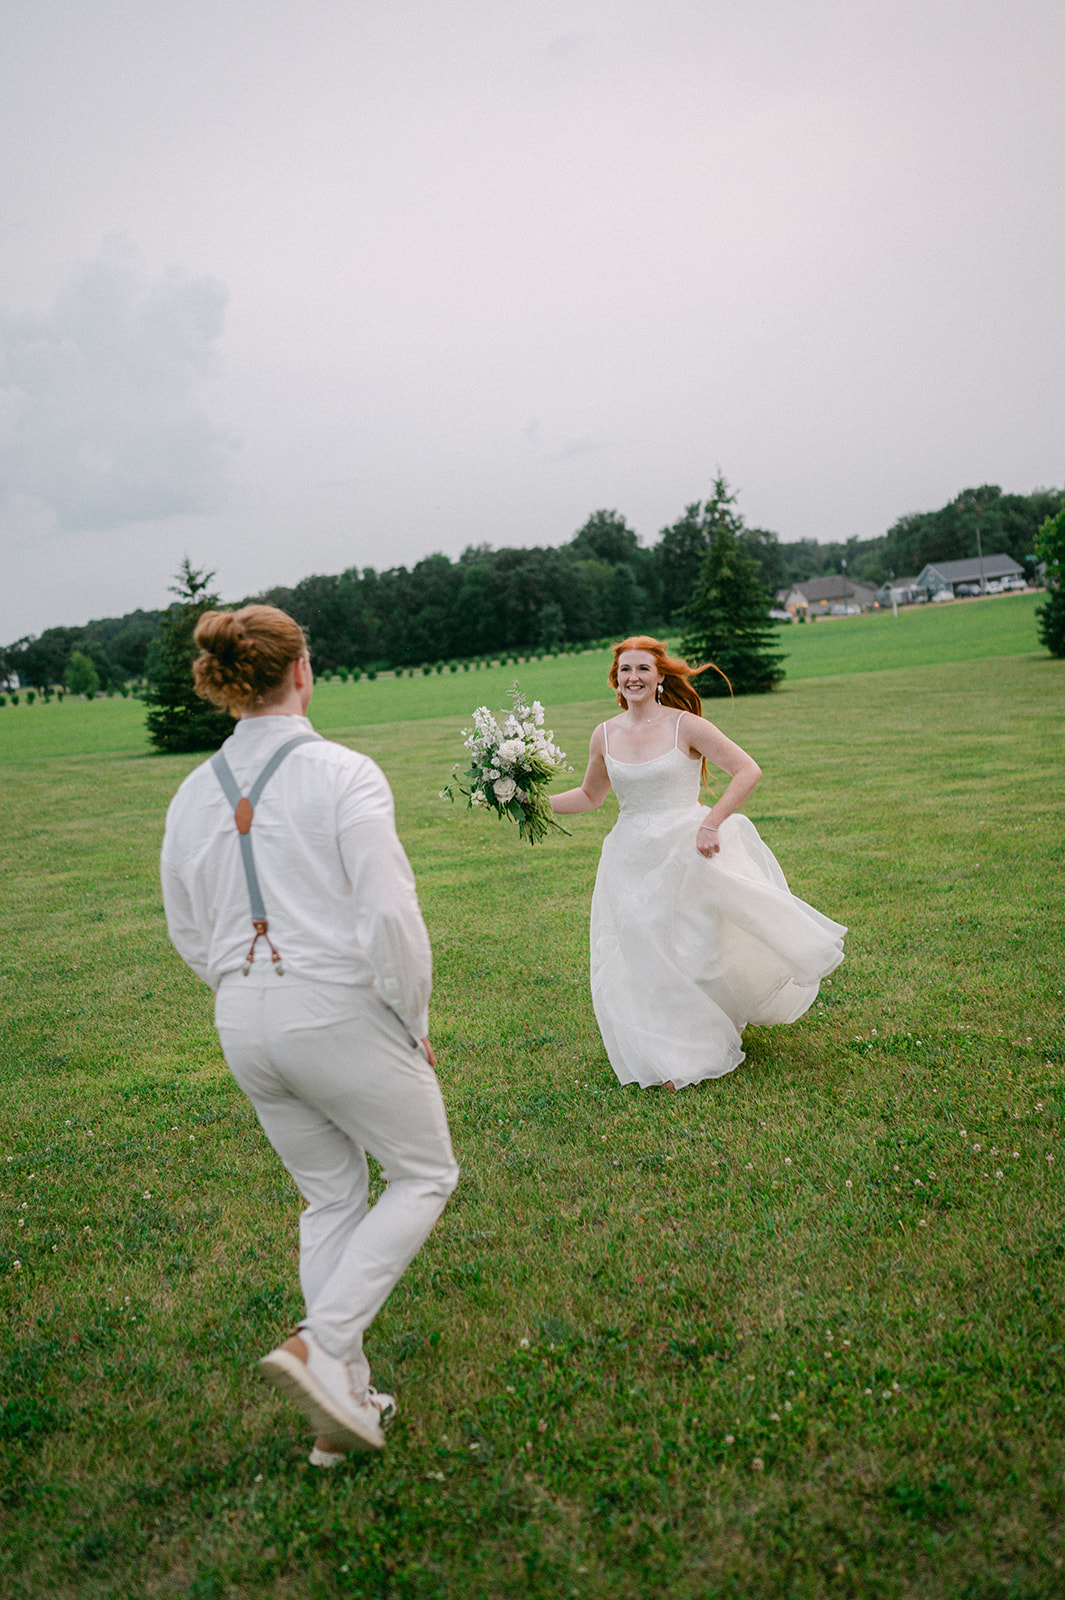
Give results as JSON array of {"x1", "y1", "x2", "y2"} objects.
[
  {"x1": 493, "y1": 777, "x2": 518, "y2": 802},
  {"x1": 497, "y1": 738, "x2": 526, "y2": 765}
]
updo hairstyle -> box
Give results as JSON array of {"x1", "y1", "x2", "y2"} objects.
[{"x1": 193, "y1": 605, "x2": 308, "y2": 715}]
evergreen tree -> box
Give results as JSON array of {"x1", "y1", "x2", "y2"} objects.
[
  {"x1": 144, "y1": 560, "x2": 234, "y2": 753},
  {"x1": 678, "y1": 476, "x2": 785, "y2": 696},
  {"x1": 1035, "y1": 501, "x2": 1065, "y2": 659}
]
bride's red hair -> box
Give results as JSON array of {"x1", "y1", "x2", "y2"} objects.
[
  {"x1": 609, "y1": 636, "x2": 731, "y2": 784},
  {"x1": 608, "y1": 636, "x2": 730, "y2": 715}
]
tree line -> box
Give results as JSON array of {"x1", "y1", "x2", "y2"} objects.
[{"x1": 3, "y1": 480, "x2": 1060, "y2": 689}]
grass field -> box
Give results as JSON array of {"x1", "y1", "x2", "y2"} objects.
[{"x1": 1, "y1": 594, "x2": 1063, "y2": 1598}]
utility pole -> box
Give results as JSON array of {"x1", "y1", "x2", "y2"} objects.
[{"x1": 976, "y1": 525, "x2": 986, "y2": 594}]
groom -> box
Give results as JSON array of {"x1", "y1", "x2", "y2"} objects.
[{"x1": 161, "y1": 603, "x2": 459, "y2": 1463}]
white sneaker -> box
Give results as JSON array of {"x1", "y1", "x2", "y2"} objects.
[
  {"x1": 307, "y1": 1390, "x2": 397, "y2": 1467},
  {"x1": 259, "y1": 1333, "x2": 386, "y2": 1452}
]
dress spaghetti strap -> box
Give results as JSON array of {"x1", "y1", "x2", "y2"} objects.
[
  {"x1": 673, "y1": 711, "x2": 684, "y2": 749},
  {"x1": 603, "y1": 720, "x2": 610, "y2": 756}
]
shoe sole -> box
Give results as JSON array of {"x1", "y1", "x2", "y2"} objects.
[{"x1": 259, "y1": 1350, "x2": 385, "y2": 1452}]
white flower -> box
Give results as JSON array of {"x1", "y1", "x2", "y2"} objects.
[
  {"x1": 497, "y1": 739, "x2": 525, "y2": 766},
  {"x1": 493, "y1": 777, "x2": 518, "y2": 802}
]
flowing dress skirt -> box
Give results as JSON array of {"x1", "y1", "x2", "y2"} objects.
[{"x1": 590, "y1": 803, "x2": 846, "y2": 1089}]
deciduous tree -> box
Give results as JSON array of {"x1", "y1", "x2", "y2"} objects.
[{"x1": 64, "y1": 651, "x2": 99, "y2": 697}]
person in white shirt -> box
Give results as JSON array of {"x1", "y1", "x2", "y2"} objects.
[{"x1": 161, "y1": 604, "x2": 458, "y2": 1463}]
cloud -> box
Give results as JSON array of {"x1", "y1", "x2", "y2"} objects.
[{"x1": 0, "y1": 237, "x2": 233, "y2": 531}]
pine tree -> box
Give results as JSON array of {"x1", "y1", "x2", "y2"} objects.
[
  {"x1": 678, "y1": 476, "x2": 785, "y2": 696},
  {"x1": 144, "y1": 560, "x2": 234, "y2": 753},
  {"x1": 1035, "y1": 501, "x2": 1065, "y2": 659}
]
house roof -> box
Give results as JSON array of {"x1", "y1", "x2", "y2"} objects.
[
  {"x1": 915, "y1": 554, "x2": 1022, "y2": 583},
  {"x1": 786, "y1": 576, "x2": 878, "y2": 603}
]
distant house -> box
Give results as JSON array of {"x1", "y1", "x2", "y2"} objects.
[
  {"x1": 914, "y1": 554, "x2": 1024, "y2": 596},
  {"x1": 780, "y1": 577, "x2": 878, "y2": 617},
  {"x1": 875, "y1": 576, "x2": 922, "y2": 606}
]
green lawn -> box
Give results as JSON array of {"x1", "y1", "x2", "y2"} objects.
[
  {"x1": 0, "y1": 588, "x2": 1044, "y2": 763},
  {"x1": 1, "y1": 606, "x2": 1063, "y2": 1598},
  {"x1": 772, "y1": 589, "x2": 1046, "y2": 680}
]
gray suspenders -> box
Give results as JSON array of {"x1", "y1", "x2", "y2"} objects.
[{"x1": 211, "y1": 732, "x2": 321, "y2": 975}]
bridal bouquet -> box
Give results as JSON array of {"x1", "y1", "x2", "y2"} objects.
[{"x1": 443, "y1": 683, "x2": 571, "y2": 845}]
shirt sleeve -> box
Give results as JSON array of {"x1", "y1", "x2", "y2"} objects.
[
  {"x1": 160, "y1": 809, "x2": 212, "y2": 985},
  {"x1": 336, "y1": 759, "x2": 432, "y2": 1039}
]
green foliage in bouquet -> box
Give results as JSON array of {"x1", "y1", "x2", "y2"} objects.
[{"x1": 443, "y1": 682, "x2": 572, "y2": 845}]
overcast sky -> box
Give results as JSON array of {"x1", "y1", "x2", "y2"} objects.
[{"x1": 2, "y1": 0, "x2": 1063, "y2": 639}]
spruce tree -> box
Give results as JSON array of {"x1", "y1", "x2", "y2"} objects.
[
  {"x1": 1035, "y1": 501, "x2": 1065, "y2": 659},
  {"x1": 678, "y1": 476, "x2": 785, "y2": 696},
  {"x1": 144, "y1": 560, "x2": 234, "y2": 753}
]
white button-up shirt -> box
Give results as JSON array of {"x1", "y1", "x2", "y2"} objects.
[{"x1": 160, "y1": 715, "x2": 431, "y2": 1038}]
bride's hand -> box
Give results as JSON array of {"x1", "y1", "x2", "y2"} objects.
[{"x1": 696, "y1": 822, "x2": 720, "y2": 858}]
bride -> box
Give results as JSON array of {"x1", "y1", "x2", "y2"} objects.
[{"x1": 549, "y1": 637, "x2": 846, "y2": 1090}]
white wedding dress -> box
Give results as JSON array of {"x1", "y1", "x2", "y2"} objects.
[{"x1": 590, "y1": 715, "x2": 846, "y2": 1090}]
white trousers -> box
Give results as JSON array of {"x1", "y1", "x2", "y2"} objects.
[{"x1": 214, "y1": 975, "x2": 459, "y2": 1397}]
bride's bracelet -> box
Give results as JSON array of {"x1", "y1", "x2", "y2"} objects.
[{"x1": 698, "y1": 822, "x2": 719, "y2": 831}]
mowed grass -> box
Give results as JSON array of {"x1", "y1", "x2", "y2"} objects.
[
  {"x1": 0, "y1": 587, "x2": 1042, "y2": 764},
  {"x1": 772, "y1": 589, "x2": 1045, "y2": 679},
  {"x1": 0, "y1": 616, "x2": 1063, "y2": 1598}
]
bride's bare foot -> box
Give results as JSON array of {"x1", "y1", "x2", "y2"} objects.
[{"x1": 664, "y1": 1080, "x2": 677, "y2": 1092}]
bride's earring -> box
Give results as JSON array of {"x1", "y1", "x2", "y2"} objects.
[{"x1": 655, "y1": 684, "x2": 662, "y2": 704}]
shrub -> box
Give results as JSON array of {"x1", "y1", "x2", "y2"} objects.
[
  {"x1": 367, "y1": 669, "x2": 377, "y2": 681},
  {"x1": 26, "y1": 690, "x2": 36, "y2": 704}
]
